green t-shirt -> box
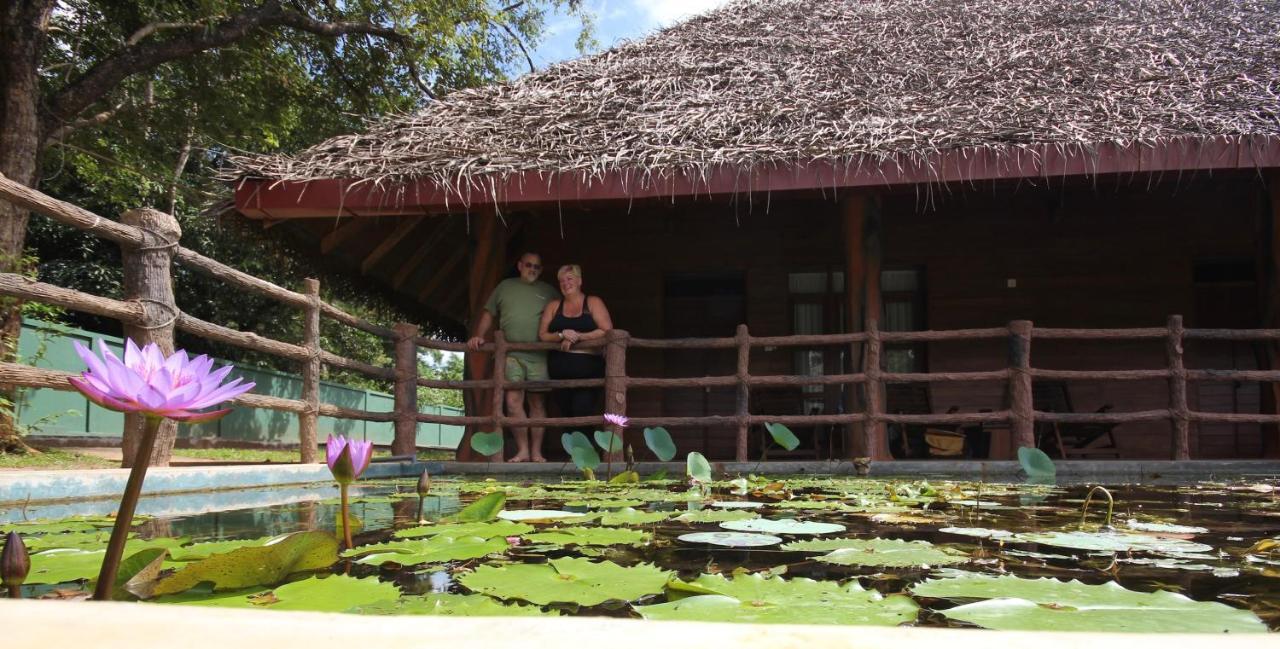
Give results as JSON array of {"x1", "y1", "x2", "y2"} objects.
[{"x1": 484, "y1": 278, "x2": 558, "y2": 344}]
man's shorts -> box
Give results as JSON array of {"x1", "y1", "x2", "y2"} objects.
[{"x1": 504, "y1": 352, "x2": 550, "y2": 391}]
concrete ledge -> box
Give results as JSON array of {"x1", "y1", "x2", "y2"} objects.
[
  {"x1": 0, "y1": 460, "x2": 438, "y2": 506},
  {"x1": 3, "y1": 599, "x2": 1274, "y2": 648}
]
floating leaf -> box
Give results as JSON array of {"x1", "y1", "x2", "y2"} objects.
[
  {"x1": 912, "y1": 573, "x2": 1266, "y2": 633},
  {"x1": 720, "y1": 519, "x2": 846, "y2": 535},
  {"x1": 452, "y1": 492, "x2": 506, "y2": 523},
  {"x1": 352, "y1": 593, "x2": 560, "y2": 617},
  {"x1": 797, "y1": 538, "x2": 968, "y2": 567},
  {"x1": 153, "y1": 531, "x2": 338, "y2": 595},
  {"x1": 394, "y1": 521, "x2": 533, "y2": 540},
  {"x1": 710, "y1": 501, "x2": 765, "y2": 509},
  {"x1": 592, "y1": 508, "x2": 671, "y2": 526},
  {"x1": 1017, "y1": 446, "x2": 1056, "y2": 479},
  {"x1": 497, "y1": 510, "x2": 587, "y2": 523},
  {"x1": 608, "y1": 470, "x2": 640, "y2": 485},
  {"x1": 116, "y1": 548, "x2": 168, "y2": 600},
  {"x1": 350, "y1": 535, "x2": 510, "y2": 565},
  {"x1": 562, "y1": 431, "x2": 601, "y2": 471},
  {"x1": 764, "y1": 422, "x2": 800, "y2": 451},
  {"x1": 636, "y1": 572, "x2": 919, "y2": 626},
  {"x1": 525, "y1": 526, "x2": 650, "y2": 547},
  {"x1": 678, "y1": 532, "x2": 782, "y2": 547},
  {"x1": 939, "y1": 527, "x2": 1015, "y2": 539},
  {"x1": 686, "y1": 452, "x2": 712, "y2": 483},
  {"x1": 1012, "y1": 531, "x2": 1213, "y2": 554},
  {"x1": 593, "y1": 430, "x2": 623, "y2": 454},
  {"x1": 27, "y1": 548, "x2": 107, "y2": 585},
  {"x1": 469, "y1": 431, "x2": 504, "y2": 458},
  {"x1": 265, "y1": 575, "x2": 401, "y2": 612},
  {"x1": 459, "y1": 557, "x2": 670, "y2": 606},
  {"x1": 169, "y1": 537, "x2": 274, "y2": 561},
  {"x1": 674, "y1": 509, "x2": 760, "y2": 523},
  {"x1": 643, "y1": 427, "x2": 677, "y2": 461},
  {"x1": 1123, "y1": 520, "x2": 1208, "y2": 534}
]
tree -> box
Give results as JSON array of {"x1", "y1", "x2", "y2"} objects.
[{"x1": 0, "y1": 0, "x2": 591, "y2": 454}]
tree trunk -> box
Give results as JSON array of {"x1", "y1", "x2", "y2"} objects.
[{"x1": 0, "y1": 1, "x2": 54, "y2": 450}]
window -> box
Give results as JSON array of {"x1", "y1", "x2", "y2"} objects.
[
  {"x1": 881, "y1": 268, "x2": 925, "y2": 373},
  {"x1": 789, "y1": 269, "x2": 846, "y2": 415}
]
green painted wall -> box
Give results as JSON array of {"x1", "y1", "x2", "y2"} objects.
[{"x1": 15, "y1": 319, "x2": 463, "y2": 449}]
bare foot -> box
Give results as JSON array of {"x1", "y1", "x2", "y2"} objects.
[
  {"x1": 532, "y1": 455, "x2": 548, "y2": 463},
  {"x1": 509, "y1": 453, "x2": 530, "y2": 463}
]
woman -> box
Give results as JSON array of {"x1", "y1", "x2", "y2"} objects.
[{"x1": 538, "y1": 264, "x2": 614, "y2": 422}]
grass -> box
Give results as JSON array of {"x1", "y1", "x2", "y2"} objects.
[{"x1": 0, "y1": 448, "x2": 116, "y2": 470}]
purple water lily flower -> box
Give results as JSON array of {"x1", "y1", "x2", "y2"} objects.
[
  {"x1": 326, "y1": 434, "x2": 373, "y2": 484},
  {"x1": 68, "y1": 339, "x2": 254, "y2": 422},
  {"x1": 604, "y1": 413, "x2": 628, "y2": 427}
]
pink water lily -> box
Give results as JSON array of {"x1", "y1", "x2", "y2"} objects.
[
  {"x1": 69, "y1": 339, "x2": 254, "y2": 422},
  {"x1": 604, "y1": 412, "x2": 628, "y2": 427},
  {"x1": 326, "y1": 434, "x2": 373, "y2": 485}
]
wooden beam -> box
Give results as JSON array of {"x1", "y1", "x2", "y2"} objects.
[
  {"x1": 320, "y1": 218, "x2": 373, "y2": 254},
  {"x1": 461, "y1": 211, "x2": 507, "y2": 462},
  {"x1": 392, "y1": 218, "x2": 454, "y2": 289},
  {"x1": 361, "y1": 216, "x2": 424, "y2": 274},
  {"x1": 416, "y1": 245, "x2": 468, "y2": 302}
]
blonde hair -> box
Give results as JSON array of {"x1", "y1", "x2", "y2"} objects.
[{"x1": 557, "y1": 264, "x2": 583, "y2": 281}]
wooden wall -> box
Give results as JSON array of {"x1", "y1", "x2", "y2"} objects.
[{"x1": 513, "y1": 173, "x2": 1269, "y2": 460}]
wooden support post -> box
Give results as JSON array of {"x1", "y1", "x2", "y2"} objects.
[
  {"x1": 489, "y1": 330, "x2": 507, "y2": 462},
  {"x1": 299, "y1": 278, "x2": 321, "y2": 463},
  {"x1": 1008, "y1": 320, "x2": 1035, "y2": 452},
  {"x1": 1264, "y1": 175, "x2": 1280, "y2": 458},
  {"x1": 393, "y1": 322, "x2": 421, "y2": 457},
  {"x1": 842, "y1": 193, "x2": 880, "y2": 458},
  {"x1": 864, "y1": 318, "x2": 888, "y2": 460},
  {"x1": 605, "y1": 329, "x2": 629, "y2": 459},
  {"x1": 460, "y1": 210, "x2": 506, "y2": 461},
  {"x1": 1167, "y1": 314, "x2": 1190, "y2": 460},
  {"x1": 119, "y1": 208, "x2": 181, "y2": 468},
  {"x1": 734, "y1": 324, "x2": 750, "y2": 462}
]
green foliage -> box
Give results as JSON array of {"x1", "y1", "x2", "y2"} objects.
[
  {"x1": 561, "y1": 431, "x2": 601, "y2": 471},
  {"x1": 1017, "y1": 446, "x2": 1056, "y2": 478},
  {"x1": 593, "y1": 430, "x2": 622, "y2": 454},
  {"x1": 418, "y1": 350, "x2": 464, "y2": 408},
  {"x1": 642, "y1": 426, "x2": 677, "y2": 461},
  {"x1": 450, "y1": 491, "x2": 506, "y2": 522},
  {"x1": 152, "y1": 531, "x2": 338, "y2": 595},
  {"x1": 459, "y1": 557, "x2": 670, "y2": 606},
  {"x1": 764, "y1": 422, "x2": 800, "y2": 451},
  {"x1": 636, "y1": 573, "x2": 920, "y2": 626},
  {"x1": 469, "y1": 431, "x2": 504, "y2": 458},
  {"x1": 686, "y1": 451, "x2": 712, "y2": 484}
]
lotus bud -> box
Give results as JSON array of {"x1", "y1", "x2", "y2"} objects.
[
  {"x1": 2, "y1": 531, "x2": 30, "y2": 597},
  {"x1": 416, "y1": 468, "x2": 431, "y2": 497}
]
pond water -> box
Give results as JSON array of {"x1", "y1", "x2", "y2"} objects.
[{"x1": 4, "y1": 475, "x2": 1279, "y2": 632}]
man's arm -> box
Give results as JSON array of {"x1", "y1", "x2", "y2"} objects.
[{"x1": 467, "y1": 309, "x2": 495, "y2": 351}]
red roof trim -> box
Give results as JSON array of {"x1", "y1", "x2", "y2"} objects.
[{"x1": 235, "y1": 136, "x2": 1280, "y2": 219}]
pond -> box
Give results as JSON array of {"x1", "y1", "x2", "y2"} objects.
[{"x1": 4, "y1": 474, "x2": 1279, "y2": 632}]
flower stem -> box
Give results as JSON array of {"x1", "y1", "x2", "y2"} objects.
[
  {"x1": 340, "y1": 484, "x2": 353, "y2": 549},
  {"x1": 93, "y1": 416, "x2": 161, "y2": 601}
]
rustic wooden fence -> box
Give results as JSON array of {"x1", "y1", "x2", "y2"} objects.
[{"x1": 2, "y1": 173, "x2": 1277, "y2": 465}]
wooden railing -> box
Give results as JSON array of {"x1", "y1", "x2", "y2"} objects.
[{"x1": 2, "y1": 173, "x2": 1278, "y2": 465}]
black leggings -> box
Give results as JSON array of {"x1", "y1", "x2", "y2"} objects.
[{"x1": 548, "y1": 351, "x2": 605, "y2": 420}]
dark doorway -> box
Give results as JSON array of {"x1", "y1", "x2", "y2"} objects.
[
  {"x1": 1191, "y1": 259, "x2": 1262, "y2": 457},
  {"x1": 662, "y1": 272, "x2": 746, "y2": 458}
]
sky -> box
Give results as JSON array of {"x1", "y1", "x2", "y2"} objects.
[{"x1": 529, "y1": 0, "x2": 734, "y2": 69}]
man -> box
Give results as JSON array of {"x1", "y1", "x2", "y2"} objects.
[{"x1": 467, "y1": 252, "x2": 558, "y2": 462}]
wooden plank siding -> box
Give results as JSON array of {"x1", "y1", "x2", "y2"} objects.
[{"x1": 512, "y1": 173, "x2": 1271, "y2": 460}]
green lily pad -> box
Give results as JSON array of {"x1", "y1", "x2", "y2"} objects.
[
  {"x1": 350, "y1": 535, "x2": 510, "y2": 565},
  {"x1": 26, "y1": 548, "x2": 107, "y2": 585},
  {"x1": 497, "y1": 510, "x2": 586, "y2": 523},
  {"x1": 1017, "y1": 446, "x2": 1056, "y2": 478},
  {"x1": 469, "y1": 431, "x2": 504, "y2": 458},
  {"x1": 562, "y1": 431, "x2": 601, "y2": 471},
  {"x1": 939, "y1": 527, "x2": 1014, "y2": 539},
  {"x1": 674, "y1": 509, "x2": 760, "y2": 523},
  {"x1": 636, "y1": 572, "x2": 919, "y2": 626},
  {"x1": 1012, "y1": 531, "x2": 1213, "y2": 554},
  {"x1": 266, "y1": 575, "x2": 401, "y2": 612},
  {"x1": 352, "y1": 593, "x2": 560, "y2": 616},
  {"x1": 594, "y1": 430, "x2": 623, "y2": 453},
  {"x1": 24, "y1": 530, "x2": 118, "y2": 551},
  {"x1": 169, "y1": 537, "x2": 274, "y2": 561},
  {"x1": 1123, "y1": 520, "x2": 1208, "y2": 534},
  {"x1": 720, "y1": 519, "x2": 845, "y2": 535},
  {"x1": 643, "y1": 426, "x2": 677, "y2": 461},
  {"x1": 150, "y1": 586, "x2": 266, "y2": 608},
  {"x1": 796, "y1": 538, "x2": 968, "y2": 567},
  {"x1": 153, "y1": 531, "x2": 338, "y2": 595},
  {"x1": 524, "y1": 526, "x2": 650, "y2": 547},
  {"x1": 566, "y1": 508, "x2": 670, "y2": 526},
  {"x1": 764, "y1": 422, "x2": 801, "y2": 451},
  {"x1": 687, "y1": 451, "x2": 712, "y2": 483},
  {"x1": 562, "y1": 498, "x2": 647, "y2": 509},
  {"x1": 710, "y1": 501, "x2": 765, "y2": 509},
  {"x1": 459, "y1": 557, "x2": 670, "y2": 606},
  {"x1": 2, "y1": 520, "x2": 100, "y2": 535},
  {"x1": 912, "y1": 573, "x2": 1266, "y2": 633},
  {"x1": 678, "y1": 532, "x2": 782, "y2": 547},
  {"x1": 451, "y1": 491, "x2": 506, "y2": 522},
  {"x1": 115, "y1": 547, "x2": 169, "y2": 599},
  {"x1": 394, "y1": 521, "x2": 533, "y2": 540}
]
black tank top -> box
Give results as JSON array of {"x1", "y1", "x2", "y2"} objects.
[{"x1": 549, "y1": 296, "x2": 598, "y2": 333}]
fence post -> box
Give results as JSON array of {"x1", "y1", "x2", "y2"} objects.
[
  {"x1": 119, "y1": 208, "x2": 180, "y2": 468},
  {"x1": 605, "y1": 329, "x2": 629, "y2": 460},
  {"x1": 489, "y1": 330, "x2": 507, "y2": 461},
  {"x1": 393, "y1": 322, "x2": 421, "y2": 457},
  {"x1": 1167, "y1": 314, "x2": 1190, "y2": 460},
  {"x1": 864, "y1": 318, "x2": 888, "y2": 460},
  {"x1": 734, "y1": 324, "x2": 750, "y2": 462},
  {"x1": 1009, "y1": 320, "x2": 1035, "y2": 452},
  {"x1": 299, "y1": 278, "x2": 321, "y2": 463}
]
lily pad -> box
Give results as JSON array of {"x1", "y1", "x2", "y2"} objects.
[
  {"x1": 939, "y1": 527, "x2": 1015, "y2": 540},
  {"x1": 643, "y1": 426, "x2": 677, "y2": 461},
  {"x1": 351, "y1": 534, "x2": 510, "y2": 565},
  {"x1": 572, "y1": 508, "x2": 670, "y2": 526},
  {"x1": 593, "y1": 430, "x2": 623, "y2": 453},
  {"x1": 169, "y1": 537, "x2": 274, "y2": 561},
  {"x1": 710, "y1": 501, "x2": 764, "y2": 509},
  {"x1": 497, "y1": 510, "x2": 587, "y2": 523},
  {"x1": 636, "y1": 572, "x2": 919, "y2": 626},
  {"x1": 451, "y1": 491, "x2": 506, "y2": 523},
  {"x1": 1123, "y1": 520, "x2": 1208, "y2": 534},
  {"x1": 352, "y1": 593, "x2": 560, "y2": 617},
  {"x1": 674, "y1": 509, "x2": 760, "y2": 523},
  {"x1": 524, "y1": 526, "x2": 650, "y2": 547},
  {"x1": 1017, "y1": 446, "x2": 1056, "y2": 478},
  {"x1": 394, "y1": 521, "x2": 533, "y2": 540},
  {"x1": 26, "y1": 548, "x2": 107, "y2": 585},
  {"x1": 796, "y1": 538, "x2": 968, "y2": 567},
  {"x1": 153, "y1": 531, "x2": 338, "y2": 595},
  {"x1": 678, "y1": 532, "x2": 782, "y2": 547},
  {"x1": 720, "y1": 519, "x2": 845, "y2": 535},
  {"x1": 1012, "y1": 530, "x2": 1213, "y2": 554},
  {"x1": 687, "y1": 451, "x2": 712, "y2": 483},
  {"x1": 459, "y1": 557, "x2": 670, "y2": 606},
  {"x1": 265, "y1": 575, "x2": 402, "y2": 612},
  {"x1": 469, "y1": 431, "x2": 504, "y2": 458},
  {"x1": 562, "y1": 431, "x2": 601, "y2": 471},
  {"x1": 912, "y1": 573, "x2": 1266, "y2": 633},
  {"x1": 764, "y1": 422, "x2": 801, "y2": 451}
]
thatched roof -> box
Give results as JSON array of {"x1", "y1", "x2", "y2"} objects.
[{"x1": 231, "y1": 0, "x2": 1280, "y2": 197}]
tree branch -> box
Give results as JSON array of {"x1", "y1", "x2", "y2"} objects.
[
  {"x1": 45, "y1": 100, "x2": 125, "y2": 142},
  {"x1": 125, "y1": 22, "x2": 209, "y2": 47},
  {"x1": 495, "y1": 20, "x2": 536, "y2": 74}
]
